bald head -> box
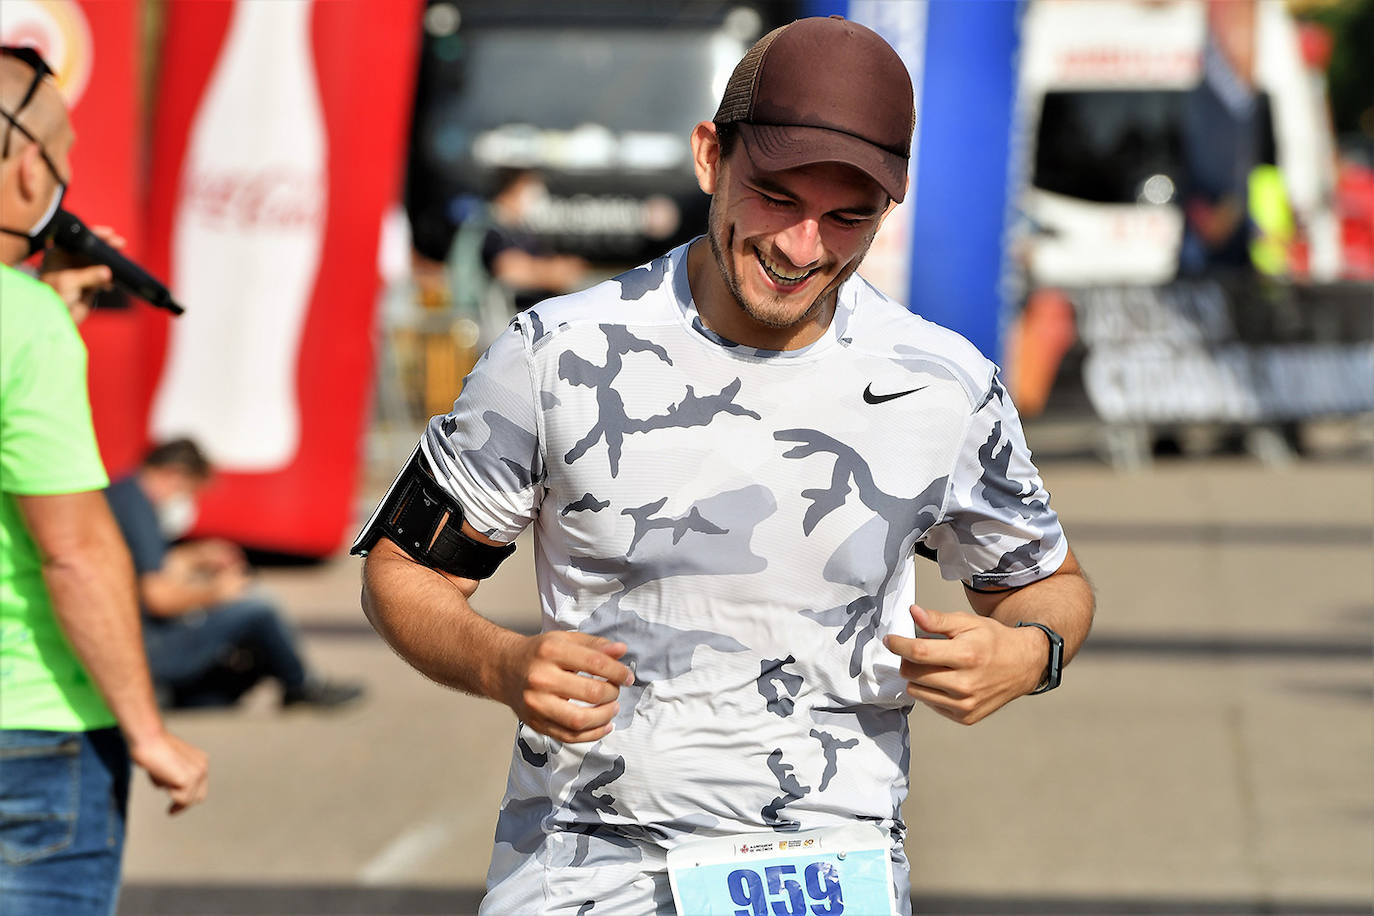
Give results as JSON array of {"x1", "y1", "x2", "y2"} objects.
[
  {"x1": 0, "y1": 52, "x2": 72, "y2": 266},
  {"x1": 0, "y1": 53, "x2": 69, "y2": 154}
]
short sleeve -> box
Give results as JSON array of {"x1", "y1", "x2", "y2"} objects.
[
  {"x1": 920, "y1": 375, "x2": 1067, "y2": 589},
  {"x1": 0, "y1": 288, "x2": 108, "y2": 497},
  {"x1": 419, "y1": 319, "x2": 544, "y2": 542}
]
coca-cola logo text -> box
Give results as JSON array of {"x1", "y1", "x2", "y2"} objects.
[{"x1": 181, "y1": 169, "x2": 326, "y2": 231}]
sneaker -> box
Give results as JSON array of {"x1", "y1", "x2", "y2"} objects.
[{"x1": 282, "y1": 678, "x2": 365, "y2": 710}]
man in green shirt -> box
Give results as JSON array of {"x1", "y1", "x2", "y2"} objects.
[{"x1": 0, "y1": 45, "x2": 208, "y2": 916}]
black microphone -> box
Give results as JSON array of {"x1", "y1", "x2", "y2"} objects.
[{"x1": 49, "y1": 210, "x2": 185, "y2": 315}]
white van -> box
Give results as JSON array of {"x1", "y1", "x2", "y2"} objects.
[{"x1": 1015, "y1": 0, "x2": 1342, "y2": 287}]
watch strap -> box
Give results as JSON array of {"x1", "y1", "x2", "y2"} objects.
[{"x1": 1016, "y1": 621, "x2": 1064, "y2": 695}]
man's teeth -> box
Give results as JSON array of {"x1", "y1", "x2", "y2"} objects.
[{"x1": 758, "y1": 251, "x2": 813, "y2": 283}]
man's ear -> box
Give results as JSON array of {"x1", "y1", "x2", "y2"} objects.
[
  {"x1": 690, "y1": 121, "x2": 722, "y2": 195},
  {"x1": 873, "y1": 175, "x2": 910, "y2": 234},
  {"x1": 14, "y1": 143, "x2": 44, "y2": 205}
]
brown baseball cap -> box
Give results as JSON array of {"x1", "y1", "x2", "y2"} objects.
[{"x1": 713, "y1": 16, "x2": 915, "y2": 203}]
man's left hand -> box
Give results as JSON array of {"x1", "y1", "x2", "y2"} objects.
[{"x1": 884, "y1": 604, "x2": 1046, "y2": 725}]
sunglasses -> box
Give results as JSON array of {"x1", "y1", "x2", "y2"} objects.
[{"x1": 1, "y1": 45, "x2": 57, "y2": 160}]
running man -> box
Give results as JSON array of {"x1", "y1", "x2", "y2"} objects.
[{"x1": 357, "y1": 17, "x2": 1093, "y2": 914}]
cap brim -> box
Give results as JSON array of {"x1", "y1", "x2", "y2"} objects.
[{"x1": 737, "y1": 122, "x2": 908, "y2": 203}]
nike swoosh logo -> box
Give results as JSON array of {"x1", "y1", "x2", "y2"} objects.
[{"x1": 863, "y1": 383, "x2": 928, "y2": 405}]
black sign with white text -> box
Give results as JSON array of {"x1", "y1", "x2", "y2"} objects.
[{"x1": 1057, "y1": 280, "x2": 1372, "y2": 424}]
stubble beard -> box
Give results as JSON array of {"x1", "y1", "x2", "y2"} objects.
[{"x1": 705, "y1": 194, "x2": 876, "y2": 333}]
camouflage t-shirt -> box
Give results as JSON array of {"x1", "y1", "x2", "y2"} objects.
[{"x1": 418, "y1": 242, "x2": 1065, "y2": 905}]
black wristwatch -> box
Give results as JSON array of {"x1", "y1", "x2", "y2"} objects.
[{"x1": 1016, "y1": 621, "x2": 1064, "y2": 695}]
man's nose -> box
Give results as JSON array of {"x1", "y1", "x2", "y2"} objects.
[{"x1": 774, "y1": 217, "x2": 823, "y2": 270}]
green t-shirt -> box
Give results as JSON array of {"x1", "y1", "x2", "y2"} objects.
[{"x1": 0, "y1": 263, "x2": 114, "y2": 730}]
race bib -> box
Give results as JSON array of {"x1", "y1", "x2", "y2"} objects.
[{"x1": 667, "y1": 824, "x2": 896, "y2": 916}]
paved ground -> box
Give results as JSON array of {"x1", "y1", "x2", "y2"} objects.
[{"x1": 116, "y1": 435, "x2": 1373, "y2": 915}]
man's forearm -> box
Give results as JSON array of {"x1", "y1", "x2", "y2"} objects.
[
  {"x1": 27, "y1": 494, "x2": 167, "y2": 746},
  {"x1": 141, "y1": 570, "x2": 223, "y2": 617},
  {"x1": 971, "y1": 547, "x2": 1095, "y2": 664},
  {"x1": 361, "y1": 541, "x2": 521, "y2": 702},
  {"x1": 362, "y1": 538, "x2": 634, "y2": 744}
]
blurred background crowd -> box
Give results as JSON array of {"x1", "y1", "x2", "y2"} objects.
[{"x1": 1, "y1": 0, "x2": 1370, "y2": 913}]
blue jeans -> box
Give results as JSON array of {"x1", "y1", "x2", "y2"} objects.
[
  {"x1": 143, "y1": 594, "x2": 308, "y2": 705},
  {"x1": 0, "y1": 727, "x2": 130, "y2": 916}
]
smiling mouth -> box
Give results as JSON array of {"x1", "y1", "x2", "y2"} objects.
[{"x1": 755, "y1": 248, "x2": 817, "y2": 289}]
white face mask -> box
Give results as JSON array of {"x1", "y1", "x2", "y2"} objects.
[
  {"x1": 156, "y1": 493, "x2": 197, "y2": 541},
  {"x1": 513, "y1": 182, "x2": 548, "y2": 223}
]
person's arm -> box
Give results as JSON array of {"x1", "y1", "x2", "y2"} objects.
[
  {"x1": 140, "y1": 543, "x2": 249, "y2": 618},
  {"x1": 489, "y1": 248, "x2": 588, "y2": 294},
  {"x1": 178, "y1": 538, "x2": 248, "y2": 573},
  {"x1": 17, "y1": 490, "x2": 209, "y2": 813},
  {"x1": 885, "y1": 547, "x2": 1094, "y2": 725},
  {"x1": 965, "y1": 546, "x2": 1093, "y2": 661},
  {"x1": 885, "y1": 366, "x2": 1095, "y2": 725},
  {"x1": 362, "y1": 532, "x2": 633, "y2": 743},
  {"x1": 358, "y1": 310, "x2": 629, "y2": 741}
]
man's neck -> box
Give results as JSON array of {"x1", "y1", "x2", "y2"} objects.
[
  {"x1": 684, "y1": 238, "x2": 835, "y2": 352},
  {"x1": 0, "y1": 234, "x2": 29, "y2": 268}
]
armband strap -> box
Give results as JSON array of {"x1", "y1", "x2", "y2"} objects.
[
  {"x1": 349, "y1": 447, "x2": 516, "y2": 579},
  {"x1": 964, "y1": 581, "x2": 1016, "y2": 595}
]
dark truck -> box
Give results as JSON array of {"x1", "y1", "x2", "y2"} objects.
[{"x1": 406, "y1": 1, "x2": 799, "y2": 267}]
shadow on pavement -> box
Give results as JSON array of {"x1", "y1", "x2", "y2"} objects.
[
  {"x1": 298, "y1": 618, "x2": 1374, "y2": 660},
  {"x1": 119, "y1": 883, "x2": 1373, "y2": 915}
]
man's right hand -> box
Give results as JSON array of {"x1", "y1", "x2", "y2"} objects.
[
  {"x1": 199, "y1": 538, "x2": 248, "y2": 573},
  {"x1": 39, "y1": 225, "x2": 125, "y2": 324},
  {"x1": 210, "y1": 567, "x2": 251, "y2": 602},
  {"x1": 497, "y1": 631, "x2": 634, "y2": 744},
  {"x1": 129, "y1": 731, "x2": 209, "y2": 815}
]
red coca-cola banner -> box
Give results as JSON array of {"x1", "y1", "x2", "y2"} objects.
[
  {"x1": 0, "y1": 0, "x2": 148, "y2": 473},
  {"x1": 139, "y1": 0, "x2": 421, "y2": 556}
]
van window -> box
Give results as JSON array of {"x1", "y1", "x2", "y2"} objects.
[
  {"x1": 1033, "y1": 90, "x2": 1189, "y2": 204},
  {"x1": 1032, "y1": 89, "x2": 1277, "y2": 205}
]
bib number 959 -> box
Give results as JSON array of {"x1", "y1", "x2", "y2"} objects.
[{"x1": 726, "y1": 862, "x2": 843, "y2": 916}]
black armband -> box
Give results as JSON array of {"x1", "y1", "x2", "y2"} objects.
[{"x1": 349, "y1": 447, "x2": 516, "y2": 579}]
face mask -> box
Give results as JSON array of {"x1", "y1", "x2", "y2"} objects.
[
  {"x1": 156, "y1": 493, "x2": 198, "y2": 541},
  {"x1": 16, "y1": 178, "x2": 65, "y2": 257},
  {"x1": 513, "y1": 183, "x2": 549, "y2": 224}
]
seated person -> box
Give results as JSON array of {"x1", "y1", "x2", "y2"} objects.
[{"x1": 105, "y1": 439, "x2": 363, "y2": 710}]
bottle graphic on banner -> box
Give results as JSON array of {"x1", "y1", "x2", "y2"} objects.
[{"x1": 151, "y1": 0, "x2": 327, "y2": 471}]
